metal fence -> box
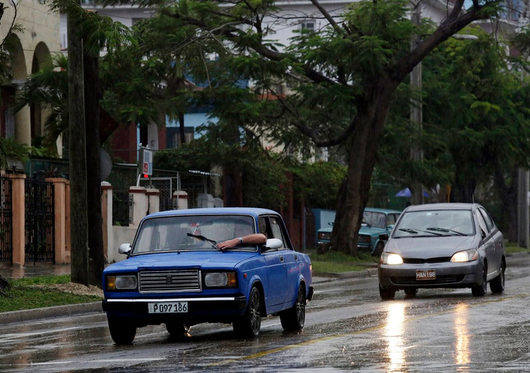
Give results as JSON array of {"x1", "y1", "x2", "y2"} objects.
[
  {"x1": 0, "y1": 177, "x2": 12, "y2": 263},
  {"x1": 25, "y1": 178, "x2": 55, "y2": 263}
]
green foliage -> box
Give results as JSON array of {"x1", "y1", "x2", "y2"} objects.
[
  {"x1": 0, "y1": 137, "x2": 31, "y2": 169},
  {"x1": 290, "y1": 161, "x2": 347, "y2": 210}
]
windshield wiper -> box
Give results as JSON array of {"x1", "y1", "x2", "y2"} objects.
[
  {"x1": 187, "y1": 233, "x2": 218, "y2": 249},
  {"x1": 398, "y1": 228, "x2": 442, "y2": 236},
  {"x1": 426, "y1": 227, "x2": 466, "y2": 236}
]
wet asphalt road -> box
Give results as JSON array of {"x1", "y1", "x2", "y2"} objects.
[{"x1": 1, "y1": 253, "x2": 530, "y2": 372}]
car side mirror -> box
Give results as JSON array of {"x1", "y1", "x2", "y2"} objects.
[
  {"x1": 387, "y1": 224, "x2": 395, "y2": 231},
  {"x1": 119, "y1": 243, "x2": 132, "y2": 255},
  {"x1": 264, "y1": 238, "x2": 283, "y2": 250}
]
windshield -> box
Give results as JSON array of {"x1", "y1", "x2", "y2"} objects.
[
  {"x1": 132, "y1": 215, "x2": 256, "y2": 254},
  {"x1": 393, "y1": 209, "x2": 475, "y2": 238},
  {"x1": 363, "y1": 211, "x2": 386, "y2": 229}
]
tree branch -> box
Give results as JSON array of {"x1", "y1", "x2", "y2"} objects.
[
  {"x1": 310, "y1": 0, "x2": 346, "y2": 35},
  {"x1": 0, "y1": 0, "x2": 17, "y2": 50}
]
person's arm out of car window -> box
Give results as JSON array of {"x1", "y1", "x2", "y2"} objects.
[{"x1": 216, "y1": 233, "x2": 267, "y2": 250}]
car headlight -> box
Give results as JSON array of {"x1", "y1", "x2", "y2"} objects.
[
  {"x1": 204, "y1": 271, "x2": 238, "y2": 288},
  {"x1": 318, "y1": 232, "x2": 331, "y2": 240},
  {"x1": 381, "y1": 252, "x2": 403, "y2": 265},
  {"x1": 106, "y1": 275, "x2": 137, "y2": 291},
  {"x1": 451, "y1": 249, "x2": 478, "y2": 263},
  {"x1": 358, "y1": 235, "x2": 371, "y2": 244}
]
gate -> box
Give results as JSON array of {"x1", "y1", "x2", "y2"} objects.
[
  {"x1": 0, "y1": 177, "x2": 12, "y2": 263},
  {"x1": 25, "y1": 178, "x2": 55, "y2": 263}
]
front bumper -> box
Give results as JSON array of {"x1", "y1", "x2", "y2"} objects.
[
  {"x1": 102, "y1": 296, "x2": 247, "y2": 326},
  {"x1": 378, "y1": 261, "x2": 482, "y2": 289}
]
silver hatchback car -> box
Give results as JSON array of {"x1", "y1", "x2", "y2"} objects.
[{"x1": 378, "y1": 203, "x2": 505, "y2": 300}]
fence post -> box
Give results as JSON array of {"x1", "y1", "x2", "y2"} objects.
[
  {"x1": 9, "y1": 173, "x2": 25, "y2": 266},
  {"x1": 101, "y1": 181, "x2": 113, "y2": 262},
  {"x1": 46, "y1": 178, "x2": 69, "y2": 264},
  {"x1": 129, "y1": 186, "x2": 147, "y2": 227},
  {"x1": 146, "y1": 188, "x2": 160, "y2": 214}
]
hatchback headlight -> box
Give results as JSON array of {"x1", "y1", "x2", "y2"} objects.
[
  {"x1": 204, "y1": 271, "x2": 238, "y2": 288},
  {"x1": 381, "y1": 252, "x2": 403, "y2": 265},
  {"x1": 106, "y1": 275, "x2": 137, "y2": 291},
  {"x1": 451, "y1": 249, "x2": 478, "y2": 263}
]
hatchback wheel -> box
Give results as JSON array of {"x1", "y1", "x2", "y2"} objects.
[
  {"x1": 379, "y1": 284, "x2": 395, "y2": 300},
  {"x1": 472, "y1": 265, "x2": 487, "y2": 297},
  {"x1": 233, "y1": 286, "x2": 262, "y2": 338},
  {"x1": 490, "y1": 262, "x2": 505, "y2": 294}
]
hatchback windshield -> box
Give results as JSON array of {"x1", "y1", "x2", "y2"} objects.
[
  {"x1": 133, "y1": 215, "x2": 255, "y2": 253},
  {"x1": 393, "y1": 209, "x2": 475, "y2": 238}
]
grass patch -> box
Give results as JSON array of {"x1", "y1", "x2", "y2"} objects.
[
  {"x1": 0, "y1": 275, "x2": 101, "y2": 313},
  {"x1": 505, "y1": 242, "x2": 528, "y2": 254},
  {"x1": 308, "y1": 249, "x2": 378, "y2": 274}
]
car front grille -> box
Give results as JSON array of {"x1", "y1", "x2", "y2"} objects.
[
  {"x1": 403, "y1": 257, "x2": 451, "y2": 264},
  {"x1": 139, "y1": 269, "x2": 201, "y2": 293}
]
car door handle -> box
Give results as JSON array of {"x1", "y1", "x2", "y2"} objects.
[
  {"x1": 280, "y1": 256, "x2": 284, "y2": 262},
  {"x1": 294, "y1": 255, "x2": 298, "y2": 261}
]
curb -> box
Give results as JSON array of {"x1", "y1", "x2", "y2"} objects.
[{"x1": 0, "y1": 301, "x2": 103, "y2": 325}]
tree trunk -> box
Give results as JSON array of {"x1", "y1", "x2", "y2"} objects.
[
  {"x1": 331, "y1": 80, "x2": 396, "y2": 255},
  {"x1": 0, "y1": 274, "x2": 9, "y2": 296},
  {"x1": 68, "y1": 11, "x2": 89, "y2": 285},
  {"x1": 178, "y1": 112, "x2": 186, "y2": 146},
  {"x1": 494, "y1": 165, "x2": 518, "y2": 241},
  {"x1": 451, "y1": 162, "x2": 476, "y2": 202},
  {"x1": 84, "y1": 52, "x2": 105, "y2": 287}
]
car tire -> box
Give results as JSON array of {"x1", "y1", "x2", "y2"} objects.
[
  {"x1": 373, "y1": 242, "x2": 385, "y2": 257},
  {"x1": 108, "y1": 317, "x2": 136, "y2": 345},
  {"x1": 404, "y1": 288, "x2": 417, "y2": 298},
  {"x1": 379, "y1": 284, "x2": 395, "y2": 301},
  {"x1": 233, "y1": 286, "x2": 262, "y2": 338},
  {"x1": 490, "y1": 262, "x2": 505, "y2": 294},
  {"x1": 472, "y1": 264, "x2": 488, "y2": 297},
  {"x1": 166, "y1": 321, "x2": 189, "y2": 340},
  {"x1": 280, "y1": 284, "x2": 306, "y2": 332}
]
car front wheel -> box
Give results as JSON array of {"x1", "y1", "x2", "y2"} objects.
[
  {"x1": 280, "y1": 284, "x2": 306, "y2": 332},
  {"x1": 233, "y1": 286, "x2": 262, "y2": 338},
  {"x1": 108, "y1": 316, "x2": 136, "y2": 345},
  {"x1": 472, "y1": 264, "x2": 488, "y2": 297},
  {"x1": 490, "y1": 262, "x2": 505, "y2": 294},
  {"x1": 379, "y1": 284, "x2": 395, "y2": 301}
]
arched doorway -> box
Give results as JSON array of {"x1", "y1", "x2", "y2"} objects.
[
  {"x1": 30, "y1": 42, "x2": 52, "y2": 147},
  {"x1": 0, "y1": 35, "x2": 28, "y2": 143}
]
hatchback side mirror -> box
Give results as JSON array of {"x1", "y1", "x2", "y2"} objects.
[{"x1": 119, "y1": 243, "x2": 132, "y2": 255}]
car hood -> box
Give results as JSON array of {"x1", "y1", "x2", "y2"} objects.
[
  {"x1": 385, "y1": 235, "x2": 479, "y2": 258},
  {"x1": 359, "y1": 226, "x2": 386, "y2": 235},
  {"x1": 104, "y1": 251, "x2": 260, "y2": 273}
]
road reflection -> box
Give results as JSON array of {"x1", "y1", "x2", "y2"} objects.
[
  {"x1": 384, "y1": 302, "x2": 406, "y2": 372},
  {"x1": 454, "y1": 303, "x2": 470, "y2": 371}
]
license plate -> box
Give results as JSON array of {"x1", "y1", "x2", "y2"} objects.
[
  {"x1": 416, "y1": 269, "x2": 436, "y2": 281},
  {"x1": 148, "y1": 302, "x2": 188, "y2": 314}
]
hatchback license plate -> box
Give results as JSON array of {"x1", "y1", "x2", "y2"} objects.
[
  {"x1": 416, "y1": 269, "x2": 436, "y2": 280},
  {"x1": 148, "y1": 302, "x2": 188, "y2": 314}
]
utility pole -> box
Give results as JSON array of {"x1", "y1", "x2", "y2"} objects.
[
  {"x1": 67, "y1": 4, "x2": 89, "y2": 284},
  {"x1": 410, "y1": 3, "x2": 424, "y2": 205},
  {"x1": 518, "y1": 168, "x2": 529, "y2": 248}
]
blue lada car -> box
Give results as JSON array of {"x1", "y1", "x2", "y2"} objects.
[{"x1": 102, "y1": 207, "x2": 313, "y2": 345}]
